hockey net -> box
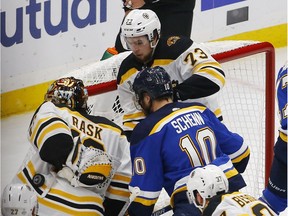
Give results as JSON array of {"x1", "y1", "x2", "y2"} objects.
[{"x1": 63, "y1": 40, "x2": 275, "y2": 210}]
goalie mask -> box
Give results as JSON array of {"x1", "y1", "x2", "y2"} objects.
[
  {"x1": 133, "y1": 66, "x2": 173, "y2": 106},
  {"x1": 121, "y1": 9, "x2": 161, "y2": 50},
  {"x1": 45, "y1": 77, "x2": 88, "y2": 110},
  {"x1": 1, "y1": 183, "x2": 38, "y2": 216},
  {"x1": 186, "y1": 165, "x2": 229, "y2": 211}
]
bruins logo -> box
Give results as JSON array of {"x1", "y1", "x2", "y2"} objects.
[
  {"x1": 167, "y1": 36, "x2": 180, "y2": 46},
  {"x1": 142, "y1": 12, "x2": 149, "y2": 19}
]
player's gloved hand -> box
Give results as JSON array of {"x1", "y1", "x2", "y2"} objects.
[{"x1": 172, "y1": 80, "x2": 181, "y2": 102}]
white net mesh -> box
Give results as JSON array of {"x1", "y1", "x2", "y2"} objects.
[
  {"x1": 218, "y1": 54, "x2": 267, "y2": 198},
  {"x1": 62, "y1": 51, "x2": 130, "y2": 87},
  {"x1": 63, "y1": 40, "x2": 275, "y2": 210}
]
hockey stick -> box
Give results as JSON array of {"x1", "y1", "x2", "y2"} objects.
[
  {"x1": 119, "y1": 186, "x2": 172, "y2": 216},
  {"x1": 151, "y1": 204, "x2": 172, "y2": 216},
  {"x1": 119, "y1": 186, "x2": 141, "y2": 216}
]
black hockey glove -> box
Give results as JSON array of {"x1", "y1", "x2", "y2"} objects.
[{"x1": 172, "y1": 80, "x2": 181, "y2": 102}]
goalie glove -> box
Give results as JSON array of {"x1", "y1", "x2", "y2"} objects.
[{"x1": 66, "y1": 143, "x2": 114, "y2": 189}]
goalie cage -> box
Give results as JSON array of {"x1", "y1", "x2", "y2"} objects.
[{"x1": 63, "y1": 40, "x2": 275, "y2": 212}]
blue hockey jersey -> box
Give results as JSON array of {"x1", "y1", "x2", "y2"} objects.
[
  {"x1": 276, "y1": 64, "x2": 287, "y2": 139},
  {"x1": 129, "y1": 102, "x2": 250, "y2": 215}
]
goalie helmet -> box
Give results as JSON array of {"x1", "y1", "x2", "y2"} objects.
[
  {"x1": 186, "y1": 165, "x2": 228, "y2": 210},
  {"x1": 1, "y1": 183, "x2": 38, "y2": 216},
  {"x1": 45, "y1": 77, "x2": 88, "y2": 110},
  {"x1": 121, "y1": 9, "x2": 161, "y2": 49},
  {"x1": 133, "y1": 66, "x2": 173, "y2": 102}
]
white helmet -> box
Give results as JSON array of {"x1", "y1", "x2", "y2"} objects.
[
  {"x1": 1, "y1": 183, "x2": 38, "y2": 216},
  {"x1": 186, "y1": 165, "x2": 229, "y2": 210},
  {"x1": 121, "y1": 9, "x2": 161, "y2": 49}
]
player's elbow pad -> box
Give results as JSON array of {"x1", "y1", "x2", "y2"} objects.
[
  {"x1": 233, "y1": 154, "x2": 250, "y2": 173},
  {"x1": 39, "y1": 134, "x2": 74, "y2": 170}
]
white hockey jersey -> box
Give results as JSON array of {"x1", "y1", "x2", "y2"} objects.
[
  {"x1": 12, "y1": 101, "x2": 132, "y2": 216},
  {"x1": 117, "y1": 36, "x2": 225, "y2": 134},
  {"x1": 203, "y1": 191, "x2": 277, "y2": 216}
]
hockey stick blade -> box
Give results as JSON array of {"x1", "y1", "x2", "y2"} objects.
[{"x1": 151, "y1": 205, "x2": 172, "y2": 216}]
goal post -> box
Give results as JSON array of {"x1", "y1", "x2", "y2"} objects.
[
  {"x1": 63, "y1": 40, "x2": 275, "y2": 198},
  {"x1": 210, "y1": 41, "x2": 275, "y2": 188}
]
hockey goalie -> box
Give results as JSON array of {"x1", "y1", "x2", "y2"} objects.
[{"x1": 5, "y1": 77, "x2": 132, "y2": 216}]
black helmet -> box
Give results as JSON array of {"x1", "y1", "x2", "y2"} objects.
[
  {"x1": 133, "y1": 66, "x2": 173, "y2": 101},
  {"x1": 45, "y1": 77, "x2": 88, "y2": 110}
]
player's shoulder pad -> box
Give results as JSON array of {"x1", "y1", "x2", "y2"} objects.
[
  {"x1": 130, "y1": 119, "x2": 152, "y2": 146},
  {"x1": 155, "y1": 35, "x2": 193, "y2": 59},
  {"x1": 37, "y1": 101, "x2": 69, "y2": 114},
  {"x1": 117, "y1": 53, "x2": 143, "y2": 84},
  {"x1": 29, "y1": 101, "x2": 49, "y2": 125}
]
